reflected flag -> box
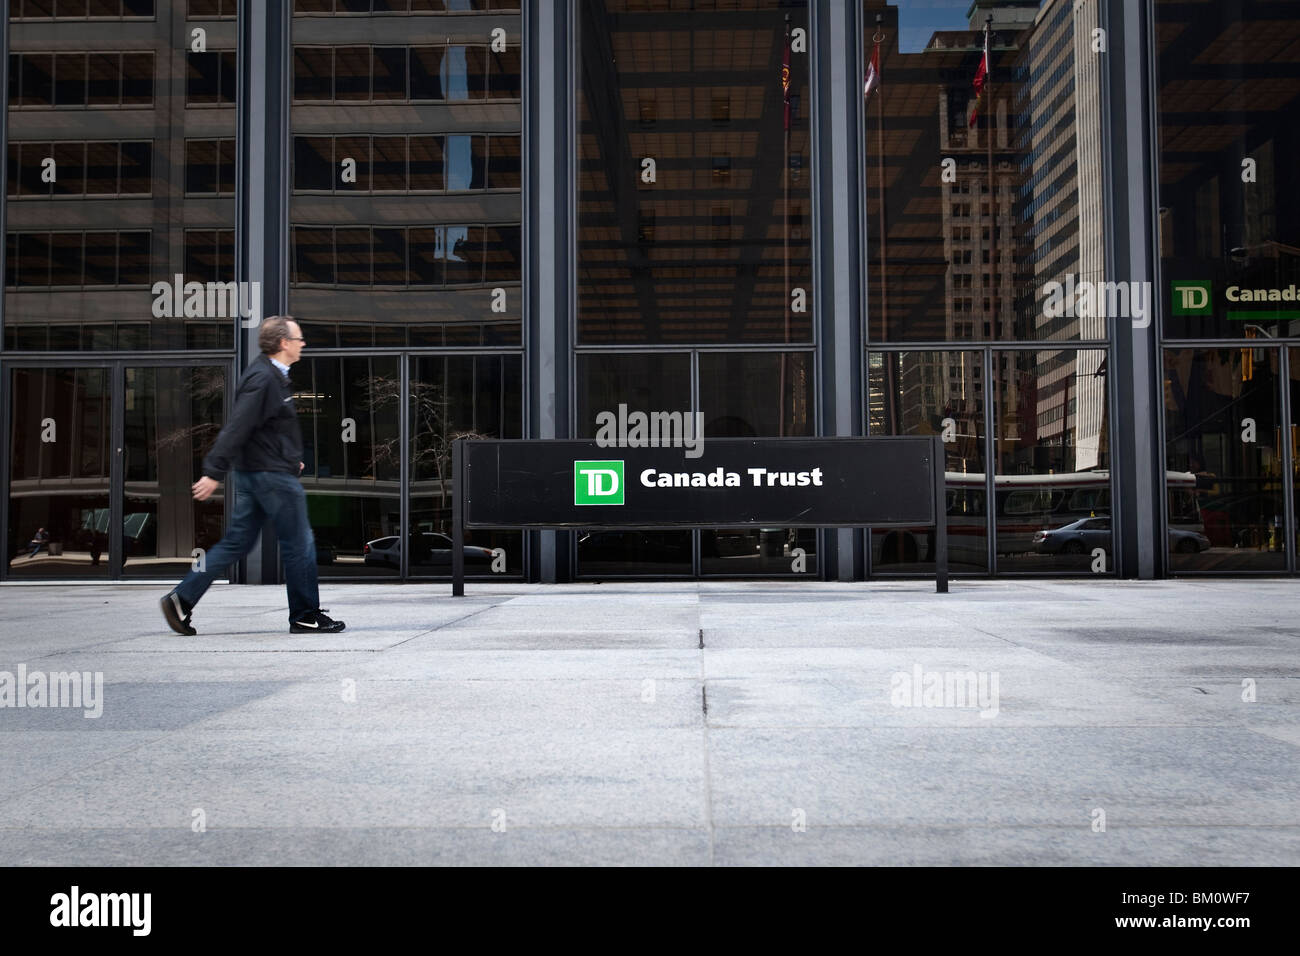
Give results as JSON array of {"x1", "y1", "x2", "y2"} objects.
[
  {"x1": 864, "y1": 39, "x2": 880, "y2": 100},
  {"x1": 968, "y1": 22, "x2": 989, "y2": 127},
  {"x1": 783, "y1": 24, "x2": 792, "y2": 130}
]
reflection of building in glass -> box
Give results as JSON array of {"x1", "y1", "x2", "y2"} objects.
[
  {"x1": 290, "y1": 21, "x2": 523, "y2": 346},
  {"x1": 5, "y1": 3, "x2": 237, "y2": 351},
  {"x1": 1011, "y1": 0, "x2": 1107, "y2": 469},
  {"x1": 576, "y1": 1, "x2": 813, "y2": 346}
]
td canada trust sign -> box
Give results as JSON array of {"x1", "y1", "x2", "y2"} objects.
[
  {"x1": 464, "y1": 439, "x2": 935, "y2": 528},
  {"x1": 574, "y1": 460, "x2": 826, "y2": 506},
  {"x1": 1172, "y1": 279, "x2": 1300, "y2": 320},
  {"x1": 454, "y1": 437, "x2": 951, "y2": 594}
]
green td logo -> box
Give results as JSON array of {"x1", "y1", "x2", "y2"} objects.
[
  {"x1": 1171, "y1": 280, "x2": 1212, "y2": 316},
  {"x1": 574, "y1": 460, "x2": 624, "y2": 505}
]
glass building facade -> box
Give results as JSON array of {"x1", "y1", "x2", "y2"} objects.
[{"x1": 2, "y1": 0, "x2": 1298, "y2": 584}]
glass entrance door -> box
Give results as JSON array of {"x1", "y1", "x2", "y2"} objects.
[
  {"x1": 6, "y1": 366, "x2": 112, "y2": 578},
  {"x1": 5, "y1": 361, "x2": 229, "y2": 580}
]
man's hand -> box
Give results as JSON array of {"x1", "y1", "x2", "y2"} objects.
[
  {"x1": 192, "y1": 476, "x2": 220, "y2": 501},
  {"x1": 299, "y1": 461, "x2": 305, "y2": 475}
]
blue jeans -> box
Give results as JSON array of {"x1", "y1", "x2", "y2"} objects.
[{"x1": 175, "y1": 470, "x2": 319, "y2": 624}]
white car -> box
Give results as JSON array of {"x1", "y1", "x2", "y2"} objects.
[{"x1": 363, "y1": 533, "x2": 493, "y2": 568}]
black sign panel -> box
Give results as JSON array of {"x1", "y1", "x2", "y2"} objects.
[{"x1": 461, "y1": 437, "x2": 937, "y2": 528}]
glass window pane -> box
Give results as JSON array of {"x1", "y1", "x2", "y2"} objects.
[
  {"x1": 18, "y1": 233, "x2": 50, "y2": 286},
  {"x1": 6, "y1": 143, "x2": 17, "y2": 198},
  {"x1": 291, "y1": 10, "x2": 520, "y2": 347},
  {"x1": 1157, "y1": 3, "x2": 1300, "y2": 341},
  {"x1": 578, "y1": 2, "x2": 812, "y2": 345},
  {"x1": 119, "y1": 139, "x2": 151, "y2": 194},
  {"x1": 1164, "y1": 348, "x2": 1285, "y2": 571},
  {"x1": 184, "y1": 230, "x2": 217, "y2": 281},
  {"x1": 7, "y1": 368, "x2": 111, "y2": 579},
  {"x1": 22, "y1": 54, "x2": 54, "y2": 106},
  {"x1": 463, "y1": 45, "x2": 489, "y2": 99},
  {"x1": 994, "y1": 349, "x2": 1112, "y2": 573},
  {"x1": 334, "y1": 46, "x2": 369, "y2": 100},
  {"x1": 700, "y1": 351, "x2": 813, "y2": 438},
  {"x1": 83, "y1": 231, "x2": 117, "y2": 285},
  {"x1": 444, "y1": 134, "x2": 481, "y2": 191},
  {"x1": 869, "y1": 351, "x2": 987, "y2": 573},
  {"x1": 482, "y1": 225, "x2": 520, "y2": 284},
  {"x1": 187, "y1": 51, "x2": 220, "y2": 104},
  {"x1": 121, "y1": 367, "x2": 228, "y2": 579},
  {"x1": 372, "y1": 47, "x2": 406, "y2": 100},
  {"x1": 219, "y1": 50, "x2": 237, "y2": 104},
  {"x1": 294, "y1": 135, "x2": 334, "y2": 191},
  {"x1": 121, "y1": 52, "x2": 152, "y2": 104},
  {"x1": 487, "y1": 45, "x2": 520, "y2": 99},
  {"x1": 298, "y1": 357, "x2": 403, "y2": 578},
  {"x1": 52, "y1": 141, "x2": 86, "y2": 196},
  {"x1": 408, "y1": 227, "x2": 442, "y2": 286},
  {"x1": 294, "y1": 47, "x2": 333, "y2": 101},
  {"x1": 372, "y1": 136, "x2": 406, "y2": 191},
  {"x1": 85, "y1": 140, "x2": 118, "y2": 194},
  {"x1": 294, "y1": 227, "x2": 335, "y2": 284},
  {"x1": 117, "y1": 230, "x2": 150, "y2": 285},
  {"x1": 217, "y1": 138, "x2": 236, "y2": 194},
  {"x1": 335, "y1": 227, "x2": 371, "y2": 285},
  {"x1": 443, "y1": 225, "x2": 481, "y2": 284},
  {"x1": 859, "y1": 5, "x2": 1106, "y2": 343},
  {"x1": 441, "y1": 45, "x2": 470, "y2": 100},
  {"x1": 409, "y1": 46, "x2": 444, "y2": 100},
  {"x1": 372, "y1": 227, "x2": 406, "y2": 285},
  {"x1": 54, "y1": 52, "x2": 86, "y2": 106},
  {"x1": 19, "y1": 142, "x2": 52, "y2": 196},
  {"x1": 335, "y1": 135, "x2": 370, "y2": 191},
  {"x1": 408, "y1": 135, "x2": 443, "y2": 190},
  {"x1": 408, "y1": 355, "x2": 523, "y2": 579},
  {"x1": 487, "y1": 134, "x2": 520, "y2": 190},
  {"x1": 86, "y1": 52, "x2": 118, "y2": 104},
  {"x1": 49, "y1": 232, "x2": 84, "y2": 286}
]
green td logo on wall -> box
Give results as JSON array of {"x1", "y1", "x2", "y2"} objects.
[
  {"x1": 574, "y1": 460, "x2": 624, "y2": 505},
  {"x1": 1171, "y1": 280, "x2": 1212, "y2": 316}
]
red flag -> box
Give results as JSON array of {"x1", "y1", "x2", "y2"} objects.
[
  {"x1": 782, "y1": 25, "x2": 792, "y2": 130},
  {"x1": 968, "y1": 24, "x2": 989, "y2": 127},
  {"x1": 864, "y1": 39, "x2": 880, "y2": 99}
]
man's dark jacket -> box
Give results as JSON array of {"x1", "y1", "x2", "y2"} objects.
[{"x1": 202, "y1": 353, "x2": 304, "y2": 481}]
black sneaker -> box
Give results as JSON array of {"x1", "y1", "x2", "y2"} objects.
[
  {"x1": 160, "y1": 591, "x2": 196, "y2": 636},
  {"x1": 290, "y1": 609, "x2": 346, "y2": 634}
]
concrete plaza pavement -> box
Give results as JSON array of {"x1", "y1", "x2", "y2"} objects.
[{"x1": 1, "y1": 578, "x2": 1298, "y2": 866}]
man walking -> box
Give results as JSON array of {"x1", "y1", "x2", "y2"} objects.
[
  {"x1": 26, "y1": 527, "x2": 48, "y2": 559},
  {"x1": 161, "y1": 316, "x2": 345, "y2": 635}
]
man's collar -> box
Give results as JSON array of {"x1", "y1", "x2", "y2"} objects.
[{"x1": 269, "y1": 356, "x2": 290, "y2": 379}]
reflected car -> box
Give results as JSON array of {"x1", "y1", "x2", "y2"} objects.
[
  {"x1": 363, "y1": 533, "x2": 493, "y2": 568},
  {"x1": 1032, "y1": 517, "x2": 1112, "y2": 555},
  {"x1": 1033, "y1": 517, "x2": 1211, "y2": 555},
  {"x1": 1168, "y1": 528, "x2": 1213, "y2": 554}
]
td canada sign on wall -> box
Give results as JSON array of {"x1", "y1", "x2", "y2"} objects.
[{"x1": 1172, "y1": 279, "x2": 1300, "y2": 320}]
